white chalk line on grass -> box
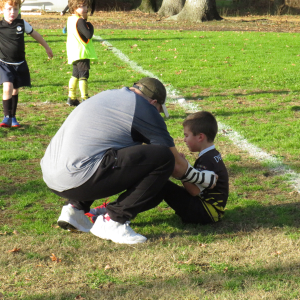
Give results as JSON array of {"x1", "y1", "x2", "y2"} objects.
[{"x1": 93, "y1": 35, "x2": 300, "y2": 193}]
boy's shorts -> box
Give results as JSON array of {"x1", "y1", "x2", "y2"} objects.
[
  {"x1": 72, "y1": 59, "x2": 90, "y2": 79},
  {"x1": 0, "y1": 60, "x2": 31, "y2": 89}
]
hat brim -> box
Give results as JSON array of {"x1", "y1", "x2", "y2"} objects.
[{"x1": 162, "y1": 104, "x2": 169, "y2": 118}]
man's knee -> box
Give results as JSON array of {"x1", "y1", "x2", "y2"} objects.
[{"x1": 154, "y1": 146, "x2": 175, "y2": 171}]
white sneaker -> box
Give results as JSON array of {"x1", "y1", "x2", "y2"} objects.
[
  {"x1": 57, "y1": 204, "x2": 93, "y2": 232},
  {"x1": 90, "y1": 214, "x2": 147, "y2": 244}
]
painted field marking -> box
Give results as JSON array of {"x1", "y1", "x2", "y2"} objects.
[{"x1": 93, "y1": 35, "x2": 300, "y2": 193}]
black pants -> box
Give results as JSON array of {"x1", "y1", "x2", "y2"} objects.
[
  {"x1": 150, "y1": 180, "x2": 212, "y2": 225},
  {"x1": 52, "y1": 145, "x2": 175, "y2": 224}
]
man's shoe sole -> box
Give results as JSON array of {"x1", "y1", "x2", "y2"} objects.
[{"x1": 57, "y1": 220, "x2": 78, "y2": 231}]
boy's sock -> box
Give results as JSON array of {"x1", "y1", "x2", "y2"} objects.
[
  {"x1": 2, "y1": 98, "x2": 12, "y2": 117},
  {"x1": 11, "y1": 94, "x2": 18, "y2": 117},
  {"x1": 79, "y1": 78, "x2": 88, "y2": 100},
  {"x1": 68, "y1": 76, "x2": 78, "y2": 99}
]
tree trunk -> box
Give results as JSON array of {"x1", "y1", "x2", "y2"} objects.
[
  {"x1": 158, "y1": 0, "x2": 186, "y2": 17},
  {"x1": 137, "y1": 0, "x2": 157, "y2": 12},
  {"x1": 170, "y1": 0, "x2": 222, "y2": 22}
]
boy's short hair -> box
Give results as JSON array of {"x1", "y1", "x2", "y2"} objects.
[
  {"x1": 0, "y1": 0, "x2": 22, "y2": 9},
  {"x1": 68, "y1": 0, "x2": 88, "y2": 14},
  {"x1": 183, "y1": 111, "x2": 218, "y2": 142}
]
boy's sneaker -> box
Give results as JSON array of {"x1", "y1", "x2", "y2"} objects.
[
  {"x1": 90, "y1": 213, "x2": 147, "y2": 244},
  {"x1": 67, "y1": 98, "x2": 80, "y2": 107},
  {"x1": 57, "y1": 204, "x2": 93, "y2": 232},
  {"x1": 62, "y1": 26, "x2": 67, "y2": 34},
  {"x1": 11, "y1": 117, "x2": 21, "y2": 128},
  {"x1": 85, "y1": 202, "x2": 108, "y2": 223},
  {"x1": 0, "y1": 116, "x2": 12, "y2": 128}
]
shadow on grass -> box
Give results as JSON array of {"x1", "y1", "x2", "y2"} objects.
[
  {"x1": 139, "y1": 200, "x2": 300, "y2": 241},
  {"x1": 186, "y1": 89, "x2": 293, "y2": 100}
]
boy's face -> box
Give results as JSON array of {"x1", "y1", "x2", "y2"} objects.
[
  {"x1": 75, "y1": 3, "x2": 87, "y2": 18},
  {"x1": 3, "y1": 2, "x2": 19, "y2": 24},
  {"x1": 183, "y1": 126, "x2": 202, "y2": 152}
]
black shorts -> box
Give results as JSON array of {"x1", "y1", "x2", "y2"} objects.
[
  {"x1": 72, "y1": 59, "x2": 90, "y2": 79},
  {"x1": 0, "y1": 60, "x2": 31, "y2": 89}
]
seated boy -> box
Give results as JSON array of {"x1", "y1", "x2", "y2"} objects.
[{"x1": 157, "y1": 111, "x2": 229, "y2": 224}]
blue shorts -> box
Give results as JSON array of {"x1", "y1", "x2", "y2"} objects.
[{"x1": 0, "y1": 60, "x2": 31, "y2": 89}]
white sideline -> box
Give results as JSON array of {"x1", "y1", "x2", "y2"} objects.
[{"x1": 93, "y1": 35, "x2": 300, "y2": 193}]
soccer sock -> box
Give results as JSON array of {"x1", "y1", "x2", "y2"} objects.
[
  {"x1": 79, "y1": 78, "x2": 88, "y2": 100},
  {"x1": 2, "y1": 98, "x2": 12, "y2": 117},
  {"x1": 11, "y1": 94, "x2": 18, "y2": 117},
  {"x1": 68, "y1": 76, "x2": 78, "y2": 99}
]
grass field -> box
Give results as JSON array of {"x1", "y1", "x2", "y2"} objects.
[{"x1": 1, "y1": 16, "x2": 300, "y2": 299}]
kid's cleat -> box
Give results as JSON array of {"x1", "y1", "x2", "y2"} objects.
[
  {"x1": 11, "y1": 117, "x2": 21, "y2": 128},
  {"x1": 62, "y1": 26, "x2": 67, "y2": 34},
  {"x1": 0, "y1": 116, "x2": 12, "y2": 128},
  {"x1": 67, "y1": 98, "x2": 80, "y2": 107}
]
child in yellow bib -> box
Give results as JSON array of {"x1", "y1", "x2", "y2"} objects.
[{"x1": 66, "y1": 0, "x2": 97, "y2": 106}]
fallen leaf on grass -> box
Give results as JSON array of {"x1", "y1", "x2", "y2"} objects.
[
  {"x1": 105, "y1": 264, "x2": 112, "y2": 270},
  {"x1": 199, "y1": 243, "x2": 207, "y2": 247},
  {"x1": 13, "y1": 230, "x2": 18, "y2": 235},
  {"x1": 177, "y1": 259, "x2": 192, "y2": 264},
  {"x1": 8, "y1": 247, "x2": 21, "y2": 253},
  {"x1": 50, "y1": 253, "x2": 62, "y2": 263},
  {"x1": 75, "y1": 296, "x2": 85, "y2": 300},
  {"x1": 223, "y1": 267, "x2": 229, "y2": 273}
]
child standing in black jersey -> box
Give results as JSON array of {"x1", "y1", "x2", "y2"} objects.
[{"x1": 0, "y1": 0, "x2": 53, "y2": 127}]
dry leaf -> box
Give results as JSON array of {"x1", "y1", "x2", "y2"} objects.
[
  {"x1": 199, "y1": 243, "x2": 207, "y2": 247},
  {"x1": 105, "y1": 264, "x2": 112, "y2": 270},
  {"x1": 177, "y1": 259, "x2": 192, "y2": 264},
  {"x1": 50, "y1": 253, "x2": 62, "y2": 263},
  {"x1": 8, "y1": 247, "x2": 21, "y2": 253},
  {"x1": 75, "y1": 296, "x2": 85, "y2": 300},
  {"x1": 13, "y1": 230, "x2": 18, "y2": 235},
  {"x1": 224, "y1": 267, "x2": 229, "y2": 273}
]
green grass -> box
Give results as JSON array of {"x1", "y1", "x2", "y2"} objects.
[{"x1": 1, "y1": 25, "x2": 300, "y2": 299}]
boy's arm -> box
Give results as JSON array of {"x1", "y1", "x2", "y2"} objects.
[
  {"x1": 29, "y1": 30, "x2": 53, "y2": 58},
  {"x1": 170, "y1": 147, "x2": 218, "y2": 188},
  {"x1": 77, "y1": 19, "x2": 94, "y2": 40}
]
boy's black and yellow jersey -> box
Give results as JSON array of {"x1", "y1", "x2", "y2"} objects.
[{"x1": 195, "y1": 146, "x2": 229, "y2": 222}]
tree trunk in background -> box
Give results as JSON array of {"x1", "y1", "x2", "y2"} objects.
[
  {"x1": 137, "y1": 0, "x2": 157, "y2": 12},
  {"x1": 171, "y1": 0, "x2": 222, "y2": 22},
  {"x1": 158, "y1": 0, "x2": 186, "y2": 17},
  {"x1": 136, "y1": 0, "x2": 164, "y2": 12}
]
